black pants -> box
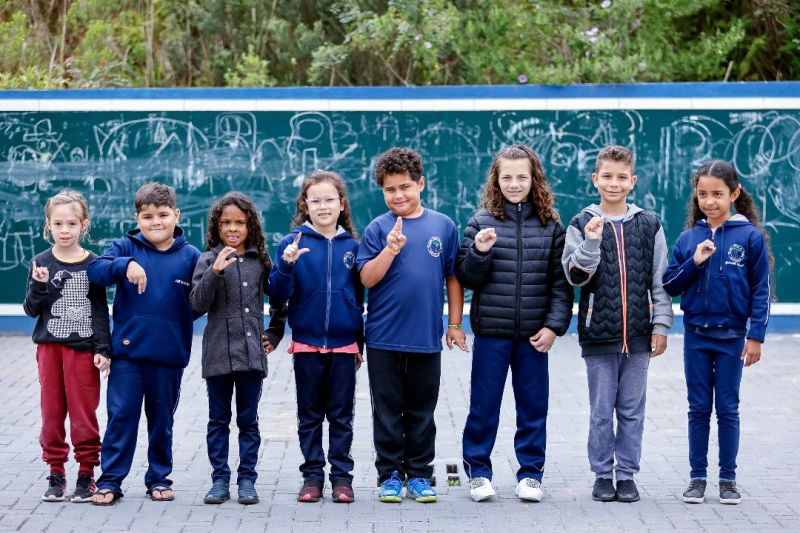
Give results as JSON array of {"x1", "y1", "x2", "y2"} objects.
[
  {"x1": 366, "y1": 347, "x2": 441, "y2": 482},
  {"x1": 294, "y1": 353, "x2": 356, "y2": 482}
]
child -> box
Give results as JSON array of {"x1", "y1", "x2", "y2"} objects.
[
  {"x1": 562, "y1": 145, "x2": 673, "y2": 503},
  {"x1": 23, "y1": 190, "x2": 110, "y2": 503},
  {"x1": 663, "y1": 160, "x2": 770, "y2": 505},
  {"x1": 190, "y1": 192, "x2": 285, "y2": 506},
  {"x1": 457, "y1": 145, "x2": 572, "y2": 503},
  {"x1": 269, "y1": 171, "x2": 363, "y2": 504},
  {"x1": 357, "y1": 147, "x2": 468, "y2": 504},
  {"x1": 87, "y1": 182, "x2": 201, "y2": 505}
]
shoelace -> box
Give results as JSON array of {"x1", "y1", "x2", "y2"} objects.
[
  {"x1": 47, "y1": 474, "x2": 65, "y2": 487},
  {"x1": 409, "y1": 478, "x2": 433, "y2": 494},
  {"x1": 523, "y1": 478, "x2": 541, "y2": 488},
  {"x1": 470, "y1": 478, "x2": 487, "y2": 489},
  {"x1": 687, "y1": 479, "x2": 705, "y2": 491},
  {"x1": 720, "y1": 481, "x2": 737, "y2": 490}
]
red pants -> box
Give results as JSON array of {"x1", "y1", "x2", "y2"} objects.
[{"x1": 37, "y1": 343, "x2": 101, "y2": 474}]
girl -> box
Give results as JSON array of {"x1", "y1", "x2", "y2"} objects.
[
  {"x1": 190, "y1": 192, "x2": 285, "y2": 506},
  {"x1": 23, "y1": 190, "x2": 110, "y2": 503},
  {"x1": 663, "y1": 160, "x2": 770, "y2": 505},
  {"x1": 269, "y1": 170, "x2": 363, "y2": 504},
  {"x1": 456, "y1": 145, "x2": 572, "y2": 502}
]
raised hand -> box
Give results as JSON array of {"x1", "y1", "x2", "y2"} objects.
[
  {"x1": 693, "y1": 239, "x2": 716, "y2": 266},
  {"x1": 474, "y1": 227, "x2": 497, "y2": 253},
  {"x1": 584, "y1": 216, "x2": 604, "y2": 240},
  {"x1": 282, "y1": 233, "x2": 310, "y2": 264},
  {"x1": 126, "y1": 260, "x2": 147, "y2": 294},
  {"x1": 386, "y1": 217, "x2": 407, "y2": 255},
  {"x1": 213, "y1": 246, "x2": 238, "y2": 274},
  {"x1": 31, "y1": 261, "x2": 50, "y2": 283}
]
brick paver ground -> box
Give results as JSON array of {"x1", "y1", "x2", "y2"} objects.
[{"x1": 1, "y1": 333, "x2": 799, "y2": 532}]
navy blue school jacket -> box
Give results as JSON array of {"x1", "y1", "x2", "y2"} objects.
[
  {"x1": 269, "y1": 223, "x2": 363, "y2": 350},
  {"x1": 662, "y1": 214, "x2": 770, "y2": 342},
  {"x1": 87, "y1": 227, "x2": 201, "y2": 367}
]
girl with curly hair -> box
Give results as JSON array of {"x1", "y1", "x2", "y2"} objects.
[
  {"x1": 190, "y1": 191, "x2": 285, "y2": 506},
  {"x1": 456, "y1": 144, "x2": 572, "y2": 503},
  {"x1": 269, "y1": 171, "x2": 363, "y2": 504}
]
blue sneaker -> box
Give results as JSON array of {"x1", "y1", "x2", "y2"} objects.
[
  {"x1": 204, "y1": 479, "x2": 230, "y2": 504},
  {"x1": 406, "y1": 477, "x2": 437, "y2": 503},
  {"x1": 237, "y1": 479, "x2": 259, "y2": 505},
  {"x1": 378, "y1": 471, "x2": 403, "y2": 503}
]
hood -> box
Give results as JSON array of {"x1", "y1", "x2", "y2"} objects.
[
  {"x1": 296, "y1": 221, "x2": 352, "y2": 240},
  {"x1": 582, "y1": 203, "x2": 644, "y2": 222},
  {"x1": 127, "y1": 226, "x2": 188, "y2": 253},
  {"x1": 692, "y1": 214, "x2": 752, "y2": 272}
]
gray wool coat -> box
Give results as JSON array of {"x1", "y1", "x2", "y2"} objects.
[{"x1": 190, "y1": 244, "x2": 285, "y2": 378}]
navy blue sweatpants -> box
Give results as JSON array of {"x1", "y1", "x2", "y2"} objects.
[
  {"x1": 293, "y1": 353, "x2": 356, "y2": 482},
  {"x1": 684, "y1": 329, "x2": 745, "y2": 481},
  {"x1": 462, "y1": 336, "x2": 549, "y2": 482},
  {"x1": 96, "y1": 359, "x2": 183, "y2": 493},
  {"x1": 206, "y1": 371, "x2": 263, "y2": 484}
]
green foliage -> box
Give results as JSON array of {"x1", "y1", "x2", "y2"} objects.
[{"x1": 0, "y1": 0, "x2": 797, "y2": 87}]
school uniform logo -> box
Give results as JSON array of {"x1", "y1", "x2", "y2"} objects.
[
  {"x1": 427, "y1": 236, "x2": 443, "y2": 258},
  {"x1": 343, "y1": 251, "x2": 356, "y2": 270},
  {"x1": 726, "y1": 244, "x2": 746, "y2": 267}
]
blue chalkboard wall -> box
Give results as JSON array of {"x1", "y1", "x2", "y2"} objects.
[{"x1": 1, "y1": 84, "x2": 799, "y2": 302}]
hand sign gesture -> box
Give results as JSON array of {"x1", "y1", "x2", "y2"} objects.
[
  {"x1": 386, "y1": 217, "x2": 407, "y2": 255},
  {"x1": 31, "y1": 261, "x2": 50, "y2": 283},
  {"x1": 474, "y1": 227, "x2": 497, "y2": 253},
  {"x1": 693, "y1": 239, "x2": 716, "y2": 266},
  {"x1": 282, "y1": 233, "x2": 310, "y2": 264},
  {"x1": 584, "y1": 216, "x2": 604, "y2": 240},
  {"x1": 213, "y1": 246, "x2": 238, "y2": 274},
  {"x1": 126, "y1": 260, "x2": 147, "y2": 294}
]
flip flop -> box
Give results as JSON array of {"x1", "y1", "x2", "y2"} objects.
[
  {"x1": 91, "y1": 489, "x2": 123, "y2": 506},
  {"x1": 146, "y1": 486, "x2": 175, "y2": 502}
]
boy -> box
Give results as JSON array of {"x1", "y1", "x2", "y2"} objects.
[
  {"x1": 561, "y1": 145, "x2": 673, "y2": 503},
  {"x1": 357, "y1": 147, "x2": 467, "y2": 503},
  {"x1": 87, "y1": 182, "x2": 201, "y2": 505}
]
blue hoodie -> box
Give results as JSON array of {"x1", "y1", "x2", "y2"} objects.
[
  {"x1": 662, "y1": 214, "x2": 770, "y2": 342},
  {"x1": 269, "y1": 222, "x2": 363, "y2": 349},
  {"x1": 87, "y1": 227, "x2": 201, "y2": 367}
]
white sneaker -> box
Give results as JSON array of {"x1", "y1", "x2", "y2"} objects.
[
  {"x1": 469, "y1": 477, "x2": 495, "y2": 502},
  {"x1": 516, "y1": 478, "x2": 543, "y2": 502}
]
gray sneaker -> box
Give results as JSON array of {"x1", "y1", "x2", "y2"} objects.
[
  {"x1": 719, "y1": 480, "x2": 742, "y2": 505},
  {"x1": 682, "y1": 478, "x2": 707, "y2": 504}
]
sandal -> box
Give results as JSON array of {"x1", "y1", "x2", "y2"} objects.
[
  {"x1": 91, "y1": 489, "x2": 123, "y2": 506},
  {"x1": 146, "y1": 486, "x2": 175, "y2": 502}
]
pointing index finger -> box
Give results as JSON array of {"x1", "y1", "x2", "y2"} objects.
[{"x1": 293, "y1": 232, "x2": 303, "y2": 246}]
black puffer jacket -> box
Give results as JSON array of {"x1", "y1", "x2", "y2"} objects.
[{"x1": 456, "y1": 202, "x2": 573, "y2": 339}]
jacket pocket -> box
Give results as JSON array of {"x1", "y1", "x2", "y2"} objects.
[
  {"x1": 585, "y1": 293, "x2": 595, "y2": 328},
  {"x1": 327, "y1": 290, "x2": 363, "y2": 336},
  {"x1": 290, "y1": 291, "x2": 327, "y2": 337},
  {"x1": 722, "y1": 275, "x2": 750, "y2": 317}
]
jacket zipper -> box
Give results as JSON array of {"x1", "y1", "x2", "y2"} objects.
[
  {"x1": 609, "y1": 221, "x2": 628, "y2": 354},
  {"x1": 585, "y1": 293, "x2": 595, "y2": 328},
  {"x1": 323, "y1": 238, "x2": 333, "y2": 348},
  {"x1": 703, "y1": 226, "x2": 715, "y2": 327},
  {"x1": 514, "y1": 203, "x2": 522, "y2": 337}
]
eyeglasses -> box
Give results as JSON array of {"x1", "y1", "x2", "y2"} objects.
[{"x1": 305, "y1": 196, "x2": 341, "y2": 208}]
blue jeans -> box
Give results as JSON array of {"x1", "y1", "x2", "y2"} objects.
[
  {"x1": 97, "y1": 359, "x2": 183, "y2": 493},
  {"x1": 684, "y1": 329, "x2": 745, "y2": 481},
  {"x1": 462, "y1": 336, "x2": 549, "y2": 482},
  {"x1": 206, "y1": 371, "x2": 263, "y2": 484}
]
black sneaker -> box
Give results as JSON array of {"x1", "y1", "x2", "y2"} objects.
[
  {"x1": 719, "y1": 480, "x2": 742, "y2": 505},
  {"x1": 42, "y1": 473, "x2": 67, "y2": 502},
  {"x1": 70, "y1": 474, "x2": 96, "y2": 503},
  {"x1": 682, "y1": 478, "x2": 707, "y2": 504},
  {"x1": 592, "y1": 478, "x2": 616, "y2": 502},
  {"x1": 615, "y1": 479, "x2": 640, "y2": 503}
]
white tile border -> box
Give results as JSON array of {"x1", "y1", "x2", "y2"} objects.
[{"x1": 2, "y1": 97, "x2": 799, "y2": 112}]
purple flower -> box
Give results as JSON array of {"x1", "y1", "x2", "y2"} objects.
[
  {"x1": 586, "y1": 27, "x2": 599, "y2": 36},
  {"x1": 601, "y1": 0, "x2": 612, "y2": 8},
  {"x1": 589, "y1": 36, "x2": 599, "y2": 44},
  {"x1": 414, "y1": 34, "x2": 422, "y2": 41},
  {"x1": 517, "y1": 74, "x2": 528, "y2": 84},
  {"x1": 424, "y1": 41, "x2": 432, "y2": 49}
]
